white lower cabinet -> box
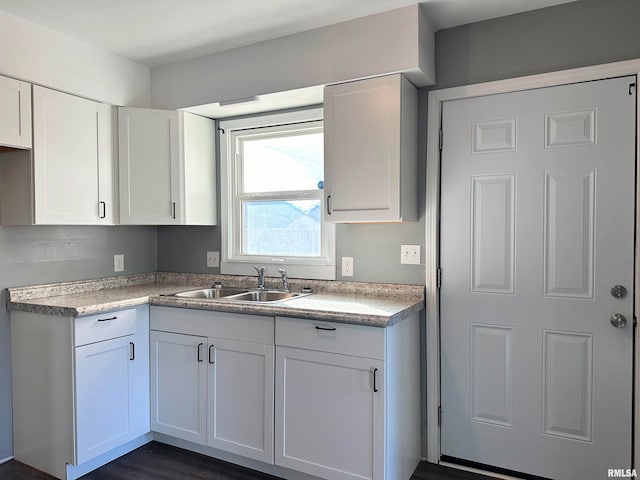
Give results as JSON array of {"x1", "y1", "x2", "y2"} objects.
[
  {"x1": 275, "y1": 315, "x2": 421, "y2": 480},
  {"x1": 149, "y1": 308, "x2": 421, "y2": 480},
  {"x1": 150, "y1": 307, "x2": 275, "y2": 463},
  {"x1": 275, "y1": 346, "x2": 384, "y2": 480},
  {"x1": 11, "y1": 306, "x2": 150, "y2": 480},
  {"x1": 75, "y1": 334, "x2": 147, "y2": 464},
  {"x1": 150, "y1": 331, "x2": 208, "y2": 444},
  {"x1": 207, "y1": 338, "x2": 274, "y2": 463}
]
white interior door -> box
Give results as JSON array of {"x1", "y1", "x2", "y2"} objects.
[{"x1": 440, "y1": 76, "x2": 636, "y2": 479}]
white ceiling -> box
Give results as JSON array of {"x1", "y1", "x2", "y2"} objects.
[{"x1": 0, "y1": 0, "x2": 578, "y2": 68}]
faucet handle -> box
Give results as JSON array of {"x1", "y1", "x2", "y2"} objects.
[{"x1": 253, "y1": 265, "x2": 265, "y2": 274}]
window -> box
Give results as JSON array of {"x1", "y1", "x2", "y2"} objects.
[{"x1": 220, "y1": 108, "x2": 335, "y2": 280}]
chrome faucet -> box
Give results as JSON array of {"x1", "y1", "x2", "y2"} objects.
[
  {"x1": 278, "y1": 268, "x2": 290, "y2": 293},
  {"x1": 253, "y1": 265, "x2": 266, "y2": 290}
]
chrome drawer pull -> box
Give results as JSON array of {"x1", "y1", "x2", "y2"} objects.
[{"x1": 97, "y1": 316, "x2": 117, "y2": 322}]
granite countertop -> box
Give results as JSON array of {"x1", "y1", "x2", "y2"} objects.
[{"x1": 6, "y1": 273, "x2": 425, "y2": 327}]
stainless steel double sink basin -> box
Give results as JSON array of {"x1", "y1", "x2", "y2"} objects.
[{"x1": 172, "y1": 286, "x2": 308, "y2": 304}]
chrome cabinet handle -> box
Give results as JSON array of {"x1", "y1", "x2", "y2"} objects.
[
  {"x1": 99, "y1": 201, "x2": 106, "y2": 219},
  {"x1": 197, "y1": 342, "x2": 204, "y2": 362},
  {"x1": 326, "y1": 195, "x2": 332, "y2": 215},
  {"x1": 129, "y1": 342, "x2": 135, "y2": 361},
  {"x1": 373, "y1": 368, "x2": 379, "y2": 393},
  {"x1": 208, "y1": 344, "x2": 215, "y2": 364}
]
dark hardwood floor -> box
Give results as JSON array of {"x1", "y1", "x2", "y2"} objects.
[{"x1": 0, "y1": 441, "x2": 493, "y2": 480}]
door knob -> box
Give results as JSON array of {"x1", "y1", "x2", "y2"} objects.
[
  {"x1": 610, "y1": 314, "x2": 627, "y2": 328},
  {"x1": 611, "y1": 285, "x2": 628, "y2": 299}
]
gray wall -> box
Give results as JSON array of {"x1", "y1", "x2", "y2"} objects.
[
  {"x1": 0, "y1": 226, "x2": 156, "y2": 460},
  {"x1": 435, "y1": 0, "x2": 640, "y2": 89}
]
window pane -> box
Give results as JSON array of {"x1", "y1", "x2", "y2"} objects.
[
  {"x1": 242, "y1": 200, "x2": 321, "y2": 256},
  {"x1": 241, "y1": 132, "x2": 323, "y2": 193}
]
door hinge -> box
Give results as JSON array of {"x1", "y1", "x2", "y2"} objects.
[
  {"x1": 438, "y1": 406, "x2": 442, "y2": 426},
  {"x1": 436, "y1": 267, "x2": 442, "y2": 289},
  {"x1": 439, "y1": 129, "x2": 444, "y2": 150}
]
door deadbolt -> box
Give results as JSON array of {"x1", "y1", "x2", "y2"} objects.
[
  {"x1": 611, "y1": 285, "x2": 628, "y2": 299},
  {"x1": 610, "y1": 314, "x2": 628, "y2": 328}
]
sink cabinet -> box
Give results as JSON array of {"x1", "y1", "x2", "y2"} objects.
[
  {"x1": 0, "y1": 85, "x2": 114, "y2": 225},
  {"x1": 275, "y1": 315, "x2": 421, "y2": 480},
  {"x1": 11, "y1": 305, "x2": 150, "y2": 480},
  {"x1": 0, "y1": 75, "x2": 31, "y2": 148},
  {"x1": 323, "y1": 74, "x2": 417, "y2": 223},
  {"x1": 118, "y1": 108, "x2": 216, "y2": 225},
  {"x1": 150, "y1": 307, "x2": 274, "y2": 463}
]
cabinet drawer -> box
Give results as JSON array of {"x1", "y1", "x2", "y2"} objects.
[
  {"x1": 151, "y1": 306, "x2": 274, "y2": 345},
  {"x1": 75, "y1": 308, "x2": 137, "y2": 346},
  {"x1": 275, "y1": 317, "x2": 385, "y2": 360}
]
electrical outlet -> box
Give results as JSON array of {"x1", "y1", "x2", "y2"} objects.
[
  {"x1": 342, "y1": 256, "x2": 354, "y2": 277},
  {"x1": 401, "y1": 245, "x2": 420, "y2": 265},
  {"x1": 207, "y1": 251, "x2": 220, "y2": 268},
  {"x1": 114, "y1": 254, "x2": 125, "y2": 272}
]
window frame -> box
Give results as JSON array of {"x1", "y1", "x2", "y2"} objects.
[{"x1": 220, "y1": 108, "x2": 335, "y2": 280}]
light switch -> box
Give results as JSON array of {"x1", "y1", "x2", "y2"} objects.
[
  {"x1": 114, "y1": 254, "x2": 125, "y2": 272},
  {"x1": 342, "y1": 257, "x2": 354, "y2": 277},
  {"x1": 207, "y1": 251, "x2": 220, "y2": 268}
]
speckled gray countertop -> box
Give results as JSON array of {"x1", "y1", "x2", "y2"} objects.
[{"x1": 6, "y1": 273, "x2": 425, "y2": 327}]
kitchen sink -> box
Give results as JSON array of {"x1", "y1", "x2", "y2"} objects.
[
  {"x1": 174, "y1": 287, "x2": 248, "y2": 299},
  {"x1": 226, "y1": 290, "x2": 306, "y2": 303},
  {"x1": 172, "y1": 287, "x2": 308, "y2": 303}
]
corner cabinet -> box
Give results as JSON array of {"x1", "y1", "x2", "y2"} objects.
[
  {"x1": 150, "y1": 307, "x2": 274, "y2": 463},
  {"x1": 118, "y1": 108, "x2": 216, "y2": 225},
  {"x1": 11, "y1": 305, "x2": 150, "y2": 480},
  {"x1": 323, "y1": 74, "x2": 417, "y2": 223},
  {"x1": 0, "y1": 75, "x2": 32, "y2": 148},
  {"x1": 0, "y1": 86, "x2": 114, "y2": 225},
  {"x1": 275, "y1": 315, "x2": 421, "y2": 480}
]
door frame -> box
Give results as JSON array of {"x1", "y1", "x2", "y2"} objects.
[{"x1": 426, "y1": 58, "x2": 640, "y2": 466}]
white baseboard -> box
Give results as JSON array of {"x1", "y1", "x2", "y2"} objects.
[{"x1": 0, "y1": 456, "x2": 14, "y2": 464}]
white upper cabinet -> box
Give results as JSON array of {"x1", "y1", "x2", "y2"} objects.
[
  {"x1": 33, "y1": 86, "x2": 114, "y2": 224},
  {"x1": 323, "y1": 74, "x2": 417, "y2": 223},
  {"x1": 0, "y1": 75, "x2": 32, "y2": 149},
  {"x1": 0, "y1": 86, "x2": 114, "y2": 225},
  {"x1": 118, "y1": 107, "x2": 216, "y2": 225}
]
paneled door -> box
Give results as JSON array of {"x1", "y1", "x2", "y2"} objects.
[{"x1": 440, "y1": 76, "x2": 635, "y2": 479}]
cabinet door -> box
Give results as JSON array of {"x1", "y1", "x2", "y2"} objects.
[
  {"x1": 324, "y1": 74, "x2": 416, "y2": 223},
  {"x1": 118, "y1": 107, "x2": 181, "y2": 225},
  {"x1": 275, "y1": 347, "x2": 384, "y2": 480},
  {"x1": 75, "y1": 335, "x2": 136, "y2": 464},
  {"x1": 32, "y1": 86, "x2": 112, "y2": 224},
  {"x1": 207, "y1": 338, "x2": 274, "y2": 463},
  {"x1": 150, "y1": 330, "x2": 207, "y2": 444},
  {"x1": 0, "y1": 76, "x2": 31, "y2": 148}
]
